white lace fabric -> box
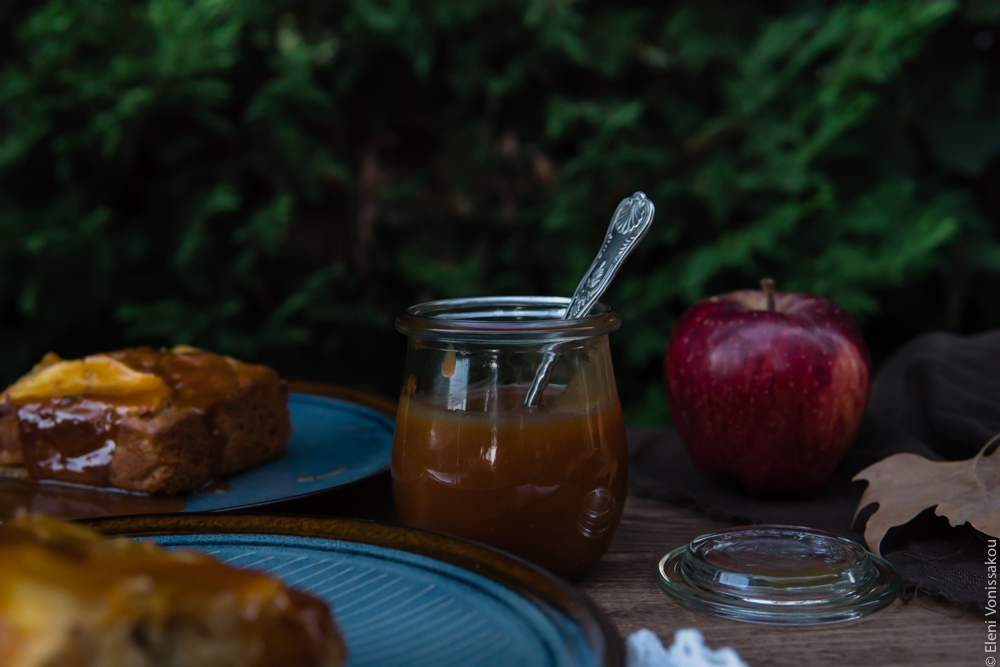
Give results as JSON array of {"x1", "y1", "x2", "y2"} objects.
[{"x1": 626, "y1": 629, "x2": 747, "y2": 667}]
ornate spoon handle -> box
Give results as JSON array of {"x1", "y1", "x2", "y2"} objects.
[{"x1": 524, "y1": 192, "x2": 655, "y2": 407}]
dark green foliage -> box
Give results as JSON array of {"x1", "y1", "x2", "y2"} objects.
[{"x1": 1, "y1": 0, "x2": 999, "y2": 424}]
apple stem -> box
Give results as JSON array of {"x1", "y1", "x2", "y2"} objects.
[{"x1": 761, "y1": 278, "x2": 776, "y2": 312}]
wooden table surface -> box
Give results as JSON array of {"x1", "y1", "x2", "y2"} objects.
[
  {"x1": 582, "y1": 495, "x2": 983, "y2": 667},
  {"x1": 278, "y1": 388, "x2": 983, "y2": 665},
  {"x1": 286, "y1": 472, "x2": 983, "y2": 667}
]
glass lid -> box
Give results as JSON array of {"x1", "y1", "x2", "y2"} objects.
[{"x1": 657, "y1": 525, "x2": 901, "y2": 624}]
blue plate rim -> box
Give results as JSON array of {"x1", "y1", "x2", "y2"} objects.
[
  {"x1": 195, "y1": 387, "x2": 395, "y2": 514},
  {"x1": 80, "y1": 513, "x2": 624, "y2": 667}
]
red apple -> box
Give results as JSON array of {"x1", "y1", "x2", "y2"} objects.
[{"x1": 664, "y1": 279, "x2": 870, "y2": 496}]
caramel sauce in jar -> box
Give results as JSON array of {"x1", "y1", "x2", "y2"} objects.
[
  {"x1": 393, "y1": 386, "x2": 627, "y2": 580},
  {"x1": 392, "y1": 297, "x2": 628, "y2": 580}
]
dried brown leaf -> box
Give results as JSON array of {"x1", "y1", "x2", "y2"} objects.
[{"x1": 853, "y1": 435, "x2": 1000, "y2": 555}]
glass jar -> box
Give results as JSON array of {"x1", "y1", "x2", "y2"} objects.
[{"x1": 391, "y1": 296, "x2": 627, "y2": 580}]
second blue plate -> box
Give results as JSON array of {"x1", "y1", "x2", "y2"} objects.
[
  {"x1": 0, "y1": 388, "x2": 395, "y2": 519},
  {"x1": 182, "y1": 391, "x2": 394, "y2": 512}
]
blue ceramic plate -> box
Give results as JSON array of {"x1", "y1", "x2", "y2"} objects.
[
  {"x1": 0, "y1": 387, "x2": 396, "y2": 520},
  {"x1": 86, "y1": 515, "x2": 622, "y2": 667},
  {"x1": 181, "y1": 390, "x2": 395, "y2": 513}
]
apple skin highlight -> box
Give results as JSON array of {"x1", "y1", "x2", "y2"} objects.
[{"x1": 664, "y1": 288, "x2": 871, "y2": 496}]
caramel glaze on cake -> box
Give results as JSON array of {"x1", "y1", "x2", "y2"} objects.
[
  {"x1": 0, "y1": 346, "x2": 292, "y2": 495},
  {"x1": 0, "y1": 513, "x2": 346, "y2": 667}
]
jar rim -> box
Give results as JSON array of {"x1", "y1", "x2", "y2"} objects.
[{"x1": 395, "y1": 296, "x2": 621, "y2": 342}]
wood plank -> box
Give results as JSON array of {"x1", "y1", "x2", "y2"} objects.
[{"x1": 577, "y1": 496, "x2": 984, "y2": 667}]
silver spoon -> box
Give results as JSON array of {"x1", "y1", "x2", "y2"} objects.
[{"x1": 523, "y1": 191, "x2": 656, "y2": 407}]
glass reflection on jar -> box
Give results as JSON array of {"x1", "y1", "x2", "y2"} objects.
[{"x1": 391, "y1": 297, "x2": 628, "y2": 580}]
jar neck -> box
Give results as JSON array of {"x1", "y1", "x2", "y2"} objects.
[{"x1": 395, "y1": 296, "x2": 620, "y2": 344}]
